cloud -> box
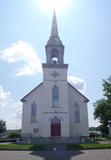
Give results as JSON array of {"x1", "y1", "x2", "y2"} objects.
[
  {"x1": 0, "y1": 86, "x2": 22, "y2": 129},
  {"x1": 11, "y1": 102, "x2": 22, "y2": 119},
  {"x1": 0, "y1": 41, "x2": 42, "y2": 76},
  {"x1": 0, "y1": 86, "x2": 12, "y2": 108},
  {"x1": 68, "y1": 76, "x2": 86, "y2": 94}
]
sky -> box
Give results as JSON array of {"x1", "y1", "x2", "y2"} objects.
[{"x1": 0, "y1": 0, "x2": 111, "y2": 129}]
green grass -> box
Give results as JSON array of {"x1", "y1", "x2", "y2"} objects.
[
  {"x1": 66, "y1": 143, "x2": 111, "y2": 150},
  {"x1": 1, "y1": 143, "x2": 111, "y2": 151},
  {"x1": 0, "y1": 144, "x2": 46, "y2": 150}
]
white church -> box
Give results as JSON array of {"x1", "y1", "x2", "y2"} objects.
[{"x1": 21, "y1": 11, "x2": 89, "y2": 140}]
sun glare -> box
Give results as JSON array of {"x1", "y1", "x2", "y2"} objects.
[{"x1": 39, "y1": 0, "x2": 71, "y2": 14}]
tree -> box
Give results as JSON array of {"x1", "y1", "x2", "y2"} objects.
[
  {"x1": 94, "y1": 76, "x2": 111, "y2": 136},
  {"x1": 0, "y1": 120, "x2": 6, "y2": 133},
  {"x1": 8, "y1": 131, "x2": 21, "y2": 139}
]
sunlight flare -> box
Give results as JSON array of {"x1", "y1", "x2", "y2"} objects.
[{"x1": 38, "y1": 0, "x2": 71, "y2": 14}]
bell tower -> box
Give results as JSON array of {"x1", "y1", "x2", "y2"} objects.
[
  {"x1": 42, "y1": 10, "x2": 68, "y2": 78},
  {"x1": 42, "y1": 10, "x2": 68, "y2": 83},
  {"x1": 45, "y1": 10, "x2": 65, "y2": 65}
]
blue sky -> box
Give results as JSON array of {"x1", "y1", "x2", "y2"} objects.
[{"x1": 0, "y1": 0, "x2": 111, "y2": 129}]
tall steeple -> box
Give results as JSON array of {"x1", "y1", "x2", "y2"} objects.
[
  {"x1": 45, "y1": 10, "x2": 64, "y2": 64},
  {"x1": 51, "y1": 9, "x2": 59, "y2": 37},
  {"x1": 47, "y1": 10, "x2": 62, "y2": 45}
]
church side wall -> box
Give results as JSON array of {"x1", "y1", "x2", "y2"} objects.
[
  {"x1": 68, "y1": 84, "x2": 89, "y2": 137},
  {"x1": 21, "y1": 84, "x2": 44, "y2": 137}
]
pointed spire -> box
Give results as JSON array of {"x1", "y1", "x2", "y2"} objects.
[
  {"x1": 47, "y1": 9, "x2": 62, "y2": 45},
  {"x1": 51, "y1": 9, "x2": 59, "y2": 37},
  {"x1": 45, "y1": 10, "x2": 65, "y2": 64}
]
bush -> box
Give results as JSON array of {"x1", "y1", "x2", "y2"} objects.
[
  {"x1": 8, "y1": 132, "x2": 21, "y2": 139},
  {"x1": 66, "y1": 144, "x2": 111, "y2": 150},
  {"x1": 90, "y1": 132, "x2": 98, "y2": 137}
]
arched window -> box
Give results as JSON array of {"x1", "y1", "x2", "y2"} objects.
[
  {"x1": 31, "y1": 102, "x2": 36, "y2": 123},
  {"x1": 74, "y1": 102, "x2": 80, "y2": 123},
  {"x1": 52, "y1": 85, "x2": 59, "y2": 107}
]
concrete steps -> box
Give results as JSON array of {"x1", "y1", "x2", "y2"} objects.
[{"x1": 31, "y1": 137, "x2": 81, "y2": 144}]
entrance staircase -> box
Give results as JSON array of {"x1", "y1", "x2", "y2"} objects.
[{"x1": 31, "y1": 137, "x2": 82, "y2": 144}]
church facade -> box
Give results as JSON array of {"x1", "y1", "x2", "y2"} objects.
[{"x1": 21, "y1": 11, "x2": 89, "y2": 138}]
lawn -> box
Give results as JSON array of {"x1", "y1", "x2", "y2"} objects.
[
  {"x1": 1, "y1": 143, "x2": 111, "y2": 150},
  {"x1": 0, "y1": 144, "x2": 46, "y2": 150},
  {"x1": 67, "y1": 143, "x2": 111, "y2": 150}
]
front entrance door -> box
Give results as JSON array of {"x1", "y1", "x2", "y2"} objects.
[{"x1": 51, "y1": 117, "x2": 61, "y2": 136}]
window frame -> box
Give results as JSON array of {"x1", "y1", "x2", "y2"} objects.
[
  {"x1": 31, "y1": 102, "x2": 37, "y2": 123},
  {"x1": 74, "y1": 102, "x2": 80, "y2": 123},
  {"x1": 52, "y1": 85, "x2": 59, "y2": 107}
]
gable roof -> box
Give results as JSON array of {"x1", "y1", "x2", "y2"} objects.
[
  {"x1": 21, "y1": 82, "x2": 43, "y2": 102},
  {"x1": 21, "y1": 82, "x2": 89, "y2": 103},
  {"x1": 68, "y1": 82, "x2": 89, "y2": 102}
]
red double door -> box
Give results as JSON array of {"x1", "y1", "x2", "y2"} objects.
[{"x1": 51, "y1": 123, "x2": 61, "y2": 136}]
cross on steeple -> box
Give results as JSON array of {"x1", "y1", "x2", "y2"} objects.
[{"x1": 51, "y1": 71, "x2": 59, "y2": 78}]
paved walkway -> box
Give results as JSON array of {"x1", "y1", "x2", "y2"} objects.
[{"x1": 0, "y1": 149, "x2": 111, "y2": 160}]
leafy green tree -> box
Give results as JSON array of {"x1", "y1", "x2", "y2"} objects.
[
  {"x1": 94, "y1": 76, "x2": 111, "y2": 136},
  {"x1": 0, "y1": 120, "x2": 6, "y2": 133},
  {"x1": 8, "y1": 131, "x2": 21, "y2": 139},
  {"x1": 103, "y1": 76, "x2": 111, "y2": 101}
]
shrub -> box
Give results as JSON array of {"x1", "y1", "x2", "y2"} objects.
[{"x1": 8, "y1": 132, "x2": 21, "y2": 139}]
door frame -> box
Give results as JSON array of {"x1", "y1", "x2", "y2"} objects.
[{"x1": 51, "y1": 117, "x2": 61, "y2": 137}]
